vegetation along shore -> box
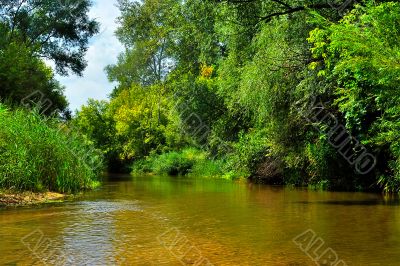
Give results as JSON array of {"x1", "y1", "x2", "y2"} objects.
[{"x1": 1, "y1": 0, "x2": 400, "y2": 200}]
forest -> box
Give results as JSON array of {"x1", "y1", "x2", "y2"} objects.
[{"x1": 1, "y1": 0, "x2": 400, "y2": 193}]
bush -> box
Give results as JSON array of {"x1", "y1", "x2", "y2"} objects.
[
  {"x1": 146, "y1": 148, "x2": 202, "y2": 176},
  {"x1": 131, "y1": 147, "x2": 240, "y2": 180},
  {"x1": 151, "y1": 151, "x2": 194, "y2": 175},
  {"x1": 225, "y1": 129, "x2": 269, "y2": 177},
  {"x1": 0, "y1": 105, "x2": 103, "y2": 193}
]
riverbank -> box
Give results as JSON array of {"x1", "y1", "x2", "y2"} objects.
[{"x1": 0, "y1": 190, "x2": 67, "y2": 207}]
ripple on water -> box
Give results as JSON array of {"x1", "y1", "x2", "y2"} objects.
[
  {"x1": 76, "y1": 200, "x2": 143, "y2": 215},
  {"x1": 59, "y1": 200, "x2": 144, "y2": 265}
]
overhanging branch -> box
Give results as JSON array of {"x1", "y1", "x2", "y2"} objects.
[{"x1": 257, "y1": 3, "x2": 333, "y2": 23}]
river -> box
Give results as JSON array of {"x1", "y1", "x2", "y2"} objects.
[{"x1": 1, "y1": 175, "x2": 399, "y2": 265}]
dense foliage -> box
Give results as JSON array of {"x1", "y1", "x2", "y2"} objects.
[
  {"x1": 74, "y1": 0, "x2": 400, "y2": 192},
  {"x1": 0, "y1": 0, "x2": 103, "y2": 193}
]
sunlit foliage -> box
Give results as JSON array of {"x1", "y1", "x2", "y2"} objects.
[{"x1": 77, "y1": 0, "x2": 400, "y2": 192}]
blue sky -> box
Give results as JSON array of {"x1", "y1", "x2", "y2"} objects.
[{"x1": 57, "y1": 0, "x2": 123, "y2": 112}]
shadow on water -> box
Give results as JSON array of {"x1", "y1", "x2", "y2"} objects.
[
  {"x1": 100, "y1": 173, "x2": 133, "y2": 182},
  {"x1": 296, "y1": 199, "x2": 400, "y2": 206}
]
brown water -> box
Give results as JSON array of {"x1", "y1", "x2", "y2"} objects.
[{"x1": 1, "y1": 175, "x2": 400, "y2": 265}]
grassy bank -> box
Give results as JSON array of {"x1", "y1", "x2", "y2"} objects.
[
  {"x1": 132, "y1": 148, "x2": 242, "y2": 180},
  {"x1": 0, "y1": 105, "x2": 103, "y2": 194}
]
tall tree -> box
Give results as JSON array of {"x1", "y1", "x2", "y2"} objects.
[
  {"x1": 106, "y1": 0, "x2": 178, "y2": 87},
  {"x1": 0, "y1": 0, "x2": 99, "y2": 76}
]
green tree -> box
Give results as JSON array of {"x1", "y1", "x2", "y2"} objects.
[
  {"x1": 74, "y1": 99, "x2": 125, "y2": 171},
  {"x1": 308, "y1": 2, "x2": 400, "y2": 191},
  {"x1": 106, "y1": 0, "x2": 178, "y2": 88},
  {"x1": 109, "y1": 83, "x2": 170, "y2": 160},
  {"x1": 0, "y1": 39, "x2": 68, "y2": 115},
  {"x1": 0, "y1": 0, "x2": 99, "y2": 75}
]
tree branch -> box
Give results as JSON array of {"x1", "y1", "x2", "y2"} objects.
[{"x1": 257, "y1": 3, "x2": 333, "y2": 23}]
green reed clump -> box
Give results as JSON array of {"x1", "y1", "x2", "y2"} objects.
[{"x1": 0, "y1": 104, "x2": 103, "y2": 193}]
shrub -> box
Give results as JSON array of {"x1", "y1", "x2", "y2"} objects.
[
  {"x1": 225, "y1": 129, "x2": 269, "y2": 177},
  {"x1": 148, "y1": 148, "x2": 202, "y2": 176},
  {"x1": 131, "y1": 147, "x2": 241, "y2": 180},
  {"x1": 151, "y1": 151, "x2": 193, "y2": 175}
]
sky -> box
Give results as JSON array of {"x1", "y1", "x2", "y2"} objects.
[{"x1": 56, "y1": 0, "x2": 123, "y2": 112}]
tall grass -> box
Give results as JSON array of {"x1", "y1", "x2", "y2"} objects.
[{"x1": 0, "y1": 105, "x2": 103, "y2": 193}]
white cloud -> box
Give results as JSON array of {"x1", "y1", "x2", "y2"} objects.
[{"x1": 57, "y1": 0, "x2": 123, "y2": 112}]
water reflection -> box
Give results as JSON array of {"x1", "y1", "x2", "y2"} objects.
[
  {"x1": 0, "y1": 175, "x2": 400, "y2": 265},
  {"x1": 297, "y1": 199, "x2": 400, "y2": 206}
]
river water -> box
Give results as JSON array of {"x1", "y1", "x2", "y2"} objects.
[{"x1": 1, "y1": 175, "x2": 399, "y2": 265}]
